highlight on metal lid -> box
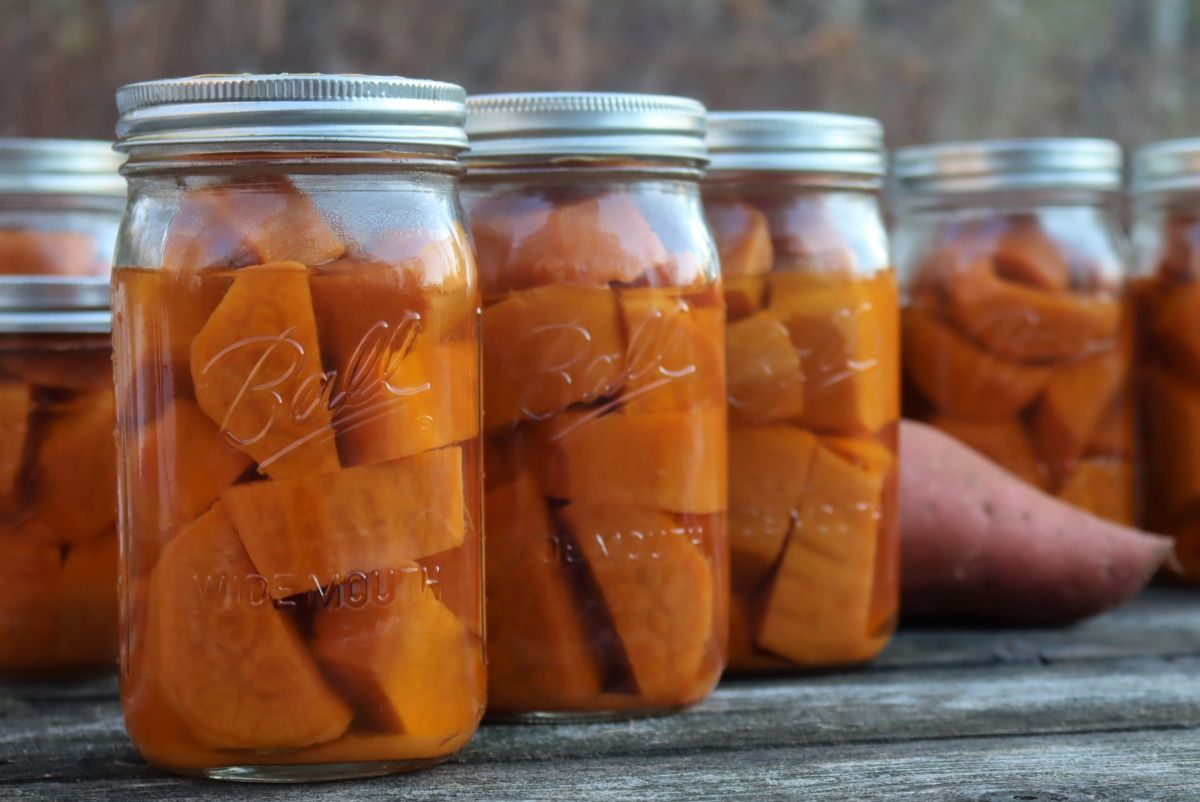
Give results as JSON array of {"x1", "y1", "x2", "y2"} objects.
[
  {"x1": 1132, "y1": 138, "x2": 1200, "y2": 195},
  {"x1": 706, "y1": 111, "x2": 885, "y2": 176},
  {"x1": 893, "y1": 138, "x2": 1122, "y2": 195},
  {"x1": 0, "y1": 139, "x2": 125, "y2": 197},
  {"x1": 464, "y1": 92, "x2": 708, "y2": 163},
  {"x1": 114, "y1": 73, "x2": 468, "y2": 152},
  {"x1": 0, "y1": 276, "x2": 111, "y2": 334}
]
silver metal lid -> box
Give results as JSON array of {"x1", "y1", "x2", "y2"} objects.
[
  {"x1": 706, "y1": 112, "x2": 885, "y2": 176},
  {"x1": 0, "y1": 277, "x2": 111, "y2": 333},
  {"x1": 0, "y1": 139, "x2": 125, "y2": 197},
  {"x1": 465, "y1": 92, "x2": 708, "y2": 163},
  {"x1": 115, "y1": 74, "x2": 467, "y2": 152},
  {"x1": 893, "y1": 138, "x2": 1122, "y2": 195},
  {"x1": 1132, "y1": 139, "x2": 1200, "y2": 195}
]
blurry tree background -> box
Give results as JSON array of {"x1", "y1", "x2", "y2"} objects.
[{"x1": 0, "y1": 0, "x2": 1196, "y2": 148}]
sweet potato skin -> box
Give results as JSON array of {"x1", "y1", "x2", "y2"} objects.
[{"x1": 900, "y1": 420, "x2": 1168, "y2": 625}]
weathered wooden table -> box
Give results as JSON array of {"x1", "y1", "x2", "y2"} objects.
[{"x1": 3, "y1": 587, "x2": 1198, "y2": 801}]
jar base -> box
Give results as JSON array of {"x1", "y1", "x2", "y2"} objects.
[
  {"x1": 183, "y1": 756, "x2": 449, "y2": 783},
  {"x1": 486, "y1": 704, "x2": 691, "y2": 725}
]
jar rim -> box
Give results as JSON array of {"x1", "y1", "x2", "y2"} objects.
[
  {"x1": 705, "y1": 111, "x2": 885, "y2": 177},
  {"x1": 0, "y1": 277, "x2": 111, "y2": 334},
  {"x1": 0, "y1": 139, "x2": 126, "y2": 198},
  {"x1": 893, "y1": 138, "x2": 1122, "y2": 195}
]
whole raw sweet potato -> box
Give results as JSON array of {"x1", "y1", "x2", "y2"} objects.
[{"x1": 901, "y1": 420, "x2": 1169, "y2": 625}]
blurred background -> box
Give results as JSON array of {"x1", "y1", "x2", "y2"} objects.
[{"x1": 1, "y1": 0, "x2": 1196, "y2": 148}]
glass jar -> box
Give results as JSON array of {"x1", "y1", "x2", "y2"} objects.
[
  {"x1": 703, "y1": 112, "x2": 898, "y2": 673},
  {"x1": 0, "y1": 279, "x2": 117, "y2": 678},
  {"x1": 1132, "y1": 139, "x2": 1200, "y2": 580},
  {"x1": 894, "y1": 140, "x2": 1135, "y2": 525},
  {"x1": 463, "y1": 93, "x2": 727, "y2": 718},
  {"x1": 111, "y1": 75, "x2": 484, "y2": 781}
]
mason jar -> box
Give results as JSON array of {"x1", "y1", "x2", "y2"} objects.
[
  {"x1": 1132, "y1": 139, "x2": 1200, "y2": 580},
  {"x1": 894, "y1": 140, "x2": 1135, "y2": 525},
  {"x1": 463, "y1": 93, "x2": 728, "y2": 718},
  {"x1": 703, "y1": 112, "x2": 898, "y2": 673},
  {"x1": 111, "y1": 75, "x2": 484, "y2": 781}
]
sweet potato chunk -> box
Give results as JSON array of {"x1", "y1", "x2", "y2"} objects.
[
  {"x1": 0, "y1": 382, "x2": 30, "y2": 498},
  {"x1": 190, "y1": 262, "x2": 340, "y2": 478},
  {"x1": 725, "y1": 275, "x2": 766, "y2": 320},
  {"x1": 0, "y1": 535, "x2": 60, "y2": 670},
  {"x1": 1032, "y1": 347, "x2": 1128, "y2": 484},
  {"x1": 482, "y1": 284, "x2": 625, "y2": 429},
  {"x1": 563, "y1": 503, "x2": 714, "y2": 703},
  {"x1": 1057, "y1": 459, "x2": 1134, "y2": 525},
  {"x1": 222, "y1": 447, "x2": 465, "y2": 594},
  {"x1": 1141, "y1": 368, "x2": 1200, "y2": 519},
  {"x1": 57, "y1": 533, "x2": 118, "y2": 666},
  {"x1": 1150, "y1": 281, "x2": 1200, "y2": 377},
  {"x1": 728, "y1": 592, "x2": 790, "y2": 673},
  {"x1": 707, "y1": 201, "x2": 774, "y2": 277},
  {"x1": 312, "y1": 565, "x2": 480, "y2": 736},
  {"x1": 19, "y1": 389, "x2": 116, "y2": 546},
  {"x1": 1086, "y1": 393, "x2": 1134, "y2": 459},
  {"x1": 728, "y1": 426, "x2": 820, "y2": 588},
  {"x1": 903, "y1": 307, "x2": 1051, "y2": 419},
  {"x1": 618, "y1": 288, "x2": 724, "y2": 413},
  {"x1": 538, "y1": 407, "x2": 726, "y2": 514},
  {"x1": 726, "y1": 311, "x2": 806, "y2": 425},
  {"x1": 162, "y1": 176, "x2": 344, "y2": 270},
  {"x1": 928, "y1": 416, "x2": 1044, "y2": 488},
  {"x1": 992, "y1": 216, "x2": 1070, "y2": 291},
  {"x1": 0, "y1": 349, "x2": 113, "y2": 391},
  {"x1": 821, "y1": 435, "x2": 896, "y2": 479},
  {"x1": 768, "y1": 272, "x2": 898, "y2": 434},
  {"x1": 757, "y1": 443, "x2": 884, "y2": 665},
  {"x1": 147, "y1": 504, "x2": 351, "y2": 749},
  {"x1": 0, "y1": 230, "x2": 98, "y2": 275},
  {"x1": 485, "y1": 473, "x2": 602, "y2": 712},
  {"x1": 946, "y1": 260, "x2": 1121, "y2": 362}
]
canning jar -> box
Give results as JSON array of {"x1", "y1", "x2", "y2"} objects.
[
  {"x1": 703, "y1": 112, "x2": 898, "y2": 672},
  {"x1": 1132, "y1": 139, "x2": 1200, "y2": 580},
  {"x1": 0, "y1": 279, "x2": 117, "y2": 678},
  {"x1": 111, "y1": 75, "x2": 484, "y2": 780},
  {"x1": 894, "y1": 140, "x2": 1135, "y2": 525},
  {"x1": 463, "y1": 93, "x2": 727, "y2": 718}
]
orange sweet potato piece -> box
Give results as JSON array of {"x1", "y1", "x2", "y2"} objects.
[
  {"x1": 538, "y1": 406, "x2": 727, "y2": 514},
  {"x1": 312, "y1": 565, "x2": 481, "y2": 736},
  {"x1": 727, "y1": 592, "x2": 791, "y2": 673},
  {"x1": 928, "y1": 416, "x2": 1045, "y2": 488},
  {"x1": 768, "y1": 272, "x2": 899, "y2": 434},
  {"x1": 56, "y1": 532, "x2": 118, "y2": 666},
  {"x1": 725, "y1": 275, "x2": 766, "y2": 320},
  {"x1": 707, "y1": 200, "x2": 774, "y2": 277},
  {"x1": 1086, "y1": 393, "x2": 1134, "y2": 459},
  {"x1": 1141, "y1": 367, "x2": 1200, "y2": 519},
  {"x1": 147, "y1": 503, "x2": 351, "y2": 749},
  {"x1": 162, "y1": 176, "x2": 345, "y2": 270},
  {"x1": 563, "y1": 502, "x2": 714, "y2": 703},
  {"x1": 992, "y1": 215, "x2": 1071, "y2": 291},
  {"x1": 19, "y1": 389, "x2": 116, "y2": 546},
  {"x1": 617, "y1": 287, "x2": 724, "y2": 413},
  {"x1": 222, "y1": 446, "x2": 465, "y2": 594},
  {"x1": 0, "y1": 347, "x2": 113, "y2": 391},
  {"x1": 728, "y1": 425, "x2": 820, "y2": 589},
  {"x1": 190, "y1": 262, "x2": 340, "y2": 477},
  {"x1": 484, "y1": 473, "x2": 602, "y2": 712},
  {"x1": 756, "y1": 443, "x2": 884, "y2": 665},
  {"x1": 945, "y1": 259, "x2": 1121, "y2": 362},
  {"x1": 903, "y1": 307, "x2": 1051, "y2": 419},
  {"x1": 1057, "y1": 459, "x2": 1135, "y2": 525},
  {"x1": 726, "y1": 311, "x2": 806, "y2": 425},
  {"x1": 1160, "y1": 212, "x2": 1200, "y2": 281},
  {"x1": 0, "y1": 230, "x2": 98, "y2": 276},
  {"x1": 0, "y1": 382, "x2": 30, "y2": 498},
  {"x1": 1149, "y1": 280, "x2": 1200, "y2": 377},
  {"x1": 821, "y1": 434, "x2": 896, "y2": 478},
  {"x1": 0, "y1": 535, "x2": 60, "y2": 671},
  {"x1": 482, "y1": 284, "x2": 625, "y2": 429}
]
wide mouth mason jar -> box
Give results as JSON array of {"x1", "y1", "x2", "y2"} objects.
[
  {"x1": 0, "y1": 278, "x2": 117, "y2": 678},
  {"x1": 893, "y1": 139, "x2": 1136, "y2": 527},
  {"x1": 463, "y1": 93, "x2": 728, "y2": 719},
  {"x1": 1131, "y1": 139, "x2": 1200, "y2": 580},
  {"x1": 703, "y1": 112, "x2": 898, "y2": 673},
  {"x1": 111, "y1": 74, "x2": 484, "y2": 781}
]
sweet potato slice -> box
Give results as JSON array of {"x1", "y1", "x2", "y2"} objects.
[
  {"x1": 484, "y1": 473, "x2": 602, "y2": 712},
  {"x1": 928, "y1": 416, "x2": 1044, "y2": 488},
  {"x1": 0, "y1": 382, "x2": 30, "y2": 498},
  {"x1": 903, "y1": 306, "x2": 1051, "y2": 419},
  {"x1": 617, "y1": 287, "x2": 724, "y2": 413},
  {"x1": 190, "y1": 262, "x2": 340, "y2": 478},
  {"x1": 725, "y1": 275, "x2": 766, "y2": 321},
  {"x1": 992, "y1": 215, "x2": 1071, "y2": 291},
  {"x1": 147, "y1": 503, "x2": 351, "y2": 749},
  {"x1": 1149, "y1": 280, "x2": 1200, "y2": 377},
  {"x1": 768, "y1": 272, "x2": 899, "y2": 434},
  {"x1": 162, "y1": 176, "x2": 344, "y2": 270},
  {"x1": 222, "y1": 446, "x2": 465, "y2": 594},
  {"x1": 563, "y1": 502, "x2": 714, "y2": 703},
  {"x1": 1141, "y1": 367, "x2": 1200, "y2": 519},
  {"x1": 821, "y1": 435, "x2": 896, "y2": 479},
  {"x1": 312, "y1": 565, "x2": 480, "y2": 736},
  {"x1": 1086, "y1": 393, "x2": 1134, "y2": 459},
  {"x1": 756, "y1": 443, "x2": 884, "y2": 665},
  {"x1": 0, "y1": 535, "x2": 61, "y2": 671},
  {"x1": 1032, "y1": 346, "x2": 1128, "y2": 484},
  {"x1": 482, "y1": 284, "x2": 625, "y2": 429},
  {"x1": 728, "y1": 425, "x2": 820, "y2": 588},
  {"x1": 538, "y1": 406, "x2": 726, "y2": 514},
  {"x1": 1057, "y1": 459, "x2": 1135, "y2": 525},
  {"x1": 19, "y1": 389, "x2": 116, "y2": 546},
  {"x1": 726, "y1": 311, "x2": 806, "y2": 425},
  {"x1": 945, "y1": 260, "x2": 1121, "y2": 362},
  {"x1": 728, "y1": 592, "x2": 791, "y2": 673},
  {"x1": 56, "y1": 532, "x2": 118, "y2": 666},
  {"x1": 0, "y1": 230, "x2": 98, "y2": 276},
  {"x1": 707, "y1": 200, "x2": 774, "y2": 278}
]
